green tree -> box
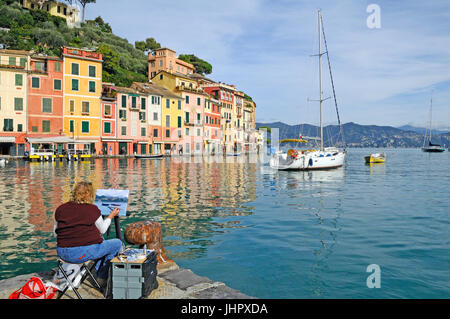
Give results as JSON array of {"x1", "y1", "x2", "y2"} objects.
[
  {"x1": 145, "y1": 37, "x2": 161, "y2": 53},
  {"x1": 135, "y1": 37, "x2": 161, "y2": 54},
  {"x1": 97, "y1": 44, "x2": 120, "y2": 81},
  {"x1": 33, "y1": 27, "x2": 66, "y2": 49},
  {"x1": 244, "y1": 93, "x2": 253, "y2": 102},
  {"x1": 77, "y1": 0, "x2": 96, "y2": 22},
  {"x1": 178, "y1": 54, "x2": 212, "y2": 75},
  {"x1": 88, "y1": 16, "x2": 112, "y2": 33},
  {"x1": 0, "y1": 1, "x2": 148, "y2": 86},
  {"x1": 134, "y1": 40, "x2": 146, "y2": 52}
]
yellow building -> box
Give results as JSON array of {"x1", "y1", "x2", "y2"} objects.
[
  {"x1": 62, "y1": 47, "x2": 103, "y2": 153},
  {"x1": 131, "y1": 81, "x2": 184, "y2": 154},
  {"x1": 243, "y1": 99, "x2": 257, "y2": 153},
  {"x1": 0, "y1": 49, "x2": 30, "y2": 156},
  {"x1": 152, "y1": 70, "x2": 209, "y2": 155},
  {"x1": 20, "y1": 0, "x2": 80, "y2": 26}
]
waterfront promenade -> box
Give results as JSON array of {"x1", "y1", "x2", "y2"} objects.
[{"x1": 0, "y1": 258, "x2": 254, "y2": 299}]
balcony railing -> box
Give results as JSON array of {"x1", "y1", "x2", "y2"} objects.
[
  {"x1": 176, "y1": 85, "x2": 204, "y2": 93},
  {"x1": 63, "y1": 47, "x2": 102, "y2": 61}
]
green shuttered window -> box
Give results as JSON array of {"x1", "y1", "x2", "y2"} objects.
[
  {"x1": 71, "y1": 63, "x2": 79, "y2": 75},
  {"x1": 3, "y1": 119, "x2": 13, "y2": 132},
  {"x1": 54, "y1": 79, "x2": 62, "y2": 90},
  {"x1": 89, "y1": 81, "x2": 96, "y2": 93},
  {"x1": 32, "y1": 77, "x2": 40, "y2": 88},
  {"x1": 72, "y1": 79, "x2": 79, "y2": 91},
  {"x1": 42, "y1": 120, "x2": 50, "y2": 133},
  {"x1": 89, "y1": 65, "x2": 96, "y2": 77},
  {"x1": 42, "y1": 98, "x2": 52, "y2": 113},
  {"x1": 81, "y1": 121, "x2": 89, "y2": 133},
  {"x1": 15, "y1": 74, "x2": 23, "y2": 86},
  {"x1": 104, "y1": 122, "x2": 111, "y2": 134},
  {"x1": 14, "y1": 98, "x2": 23, "y2": 111}
]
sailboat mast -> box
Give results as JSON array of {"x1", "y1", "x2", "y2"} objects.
[
  {"x1": 429, "y1": 95, "x2": 433, "y2": 142},
  {"x1": 318, "y1": 10, "x2": 324, "y2": 151}
]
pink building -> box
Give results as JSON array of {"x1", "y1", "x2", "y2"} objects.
[
  {"x1": 115, "y1": 87, "x2": 149, "y2": 155},
  {"x1": 100, "y1": 83, "x2": 118, "y2": 155},
  {"x1": 181, "y1": 90, "x2": 207, "y2": 155}
]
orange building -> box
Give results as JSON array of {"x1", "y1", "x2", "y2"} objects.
[
  {"x1": 204, "y1": 96, "x2": 221, "y2": 154},
  {"x1": 148, "y1": 48, "x2": 194, "y2": 79}
]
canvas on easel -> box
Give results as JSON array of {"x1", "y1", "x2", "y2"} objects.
[{"x1": 94, "y1": 189, "x2": 129, "y2": 217}]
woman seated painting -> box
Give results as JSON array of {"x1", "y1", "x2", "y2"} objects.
[{"x1": 53, "y1": 181, "x2": 123, "y2": 286}]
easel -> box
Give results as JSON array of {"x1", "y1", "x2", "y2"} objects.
[{"x1": 106, "y1": 216, "x2": 122, "y2": 240}]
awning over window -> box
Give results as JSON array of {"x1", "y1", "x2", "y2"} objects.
[
  {"x1": 0, "y1": 137, "x2": 16, "y2": 143},
  {"x1": 27, "y1": 137, "x2": 76, "y2": 144}
]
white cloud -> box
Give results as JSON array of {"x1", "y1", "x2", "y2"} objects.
[{"x1": 88, "y1": 0, "x2": 450, "y2": 128}]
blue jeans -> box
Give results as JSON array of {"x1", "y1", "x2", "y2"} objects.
[{"x1": 57, "y1": 239, "x2": 123, "y2": 279}]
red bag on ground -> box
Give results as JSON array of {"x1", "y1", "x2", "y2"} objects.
[{"x1": 9, "y1": 277, "x2": 56, "y2": 299}]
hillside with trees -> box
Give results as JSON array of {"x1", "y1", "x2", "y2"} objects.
[
  {"x1": 0, "y1": 0, "x2": 147, "y2": 86},
  {"x1": 0, "y1": 0, "x2": 215, "y2": 86}
]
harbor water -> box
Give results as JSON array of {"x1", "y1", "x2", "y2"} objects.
[{"x1": 0, "y1": 149, "x2": 448, "y2": 298}]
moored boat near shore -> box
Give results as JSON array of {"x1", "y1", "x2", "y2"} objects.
[
  {"x1": 422, "y1": 95, "x2": 445, "y2": 153},
  {"x1": 270, "y1": 10, "x2": 346, "y2": 171},
  {"x1": 365, "y1": 153, "x2": 386, "y2": 163},
  {"x1": 134, "y1": 154, "x2": 164, "y2": 159}
]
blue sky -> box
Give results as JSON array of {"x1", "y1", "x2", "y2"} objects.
[{"x1": 85, "y1": 0, "x2": 450, "y2": 129}]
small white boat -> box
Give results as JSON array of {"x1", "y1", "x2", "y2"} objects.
[{"x1": 270, "y1": 146, "x2": 345, "y2": 170}]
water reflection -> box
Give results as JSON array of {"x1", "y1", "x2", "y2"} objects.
[
  {"x1": 0, "y1": 158, "x2": 258, "y2": 279},
  {"x1": 260, "y1": 166, "x2": 346, "y2": 297}
]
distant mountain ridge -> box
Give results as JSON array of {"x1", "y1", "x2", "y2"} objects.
[
  {"x1": 256, "y1": 122, "x2": 450, "y2": 148},
  {"x1": 397, "y1": 125, "x2": 449, "y2": 135}
]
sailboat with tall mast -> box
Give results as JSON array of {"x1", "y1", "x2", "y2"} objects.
[
  {"x1": 270, "y1": 10, "x2": 346, "y2": 170},
  {"x1": 422, "y1": 95, "x2": 445, "y2": 153}
]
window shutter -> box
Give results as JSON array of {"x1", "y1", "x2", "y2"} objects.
[{"x1": 42, "y1": 98, "x2": 52, "y2": 113}]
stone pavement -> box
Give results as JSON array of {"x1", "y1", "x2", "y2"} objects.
[{"x1": 0, "y1": 261, "x2": 255, "y2": 299}]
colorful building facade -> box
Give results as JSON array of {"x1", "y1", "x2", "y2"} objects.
[
  {"x1": 0, "y1": 44, "x2": 257, "y2": 158},
  {"x1": 243, "y1": 99, "x2": 257, "y2": 153},
  {"x1": 0, "y1": 49, "x2": 30, "y2": 156},
  {"x1": 148, "y1": 48, "x2": 195, "y2": 79},
  {"x1": 202, "y1": 82, "x2": 237, "y2": 153},
  {"x1": 152, "y1": 70, "x2": 208, "y2": 155},
  {"x1": 204, "y1": 96, "x2": 221, "y2": 154},
  {"x1": 234, "y1": 91, "x2": 245, "y2": 153},
  {"x1": 62, "y1": 47, "x2": 103, "y2": 153},
  {"x1": 131, "y1": 82, "x2": 183, "y2": 155},
  {"x1": 115, "y1": 86, "x2": 148, "y2": 155},
  {"x1": 100, "y1": 83, "x2": 118, "y2": 155},
  {"x1": 27, "y1": 55, "x2": 64, "y2": 140},
  {"x1": 20, "y1": 0, "x2": 80, "y2": 27}
]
